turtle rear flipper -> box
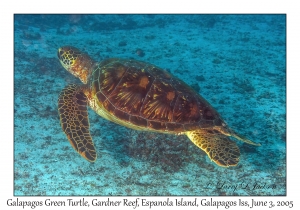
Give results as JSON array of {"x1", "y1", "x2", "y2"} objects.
[
  {"x1": 58, "y1": 84, "x2": 97, "y2": 162},
  {"x1": 186, "y1": 130, "x2": 240, "y2": 167}
]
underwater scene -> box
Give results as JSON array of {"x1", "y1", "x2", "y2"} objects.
[{"x1": 14, "y1": 14, "x2": 286, "y2": 196}]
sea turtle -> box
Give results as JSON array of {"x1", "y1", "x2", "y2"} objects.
[{"x1": 57, "y1": 46, "x2": 260, "y2": 167}]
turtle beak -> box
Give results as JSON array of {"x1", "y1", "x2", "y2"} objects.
[{"x1": 57, "y1": 48, "x2": 62, "y2": 59}]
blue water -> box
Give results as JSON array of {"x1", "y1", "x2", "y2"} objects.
[{"x1": 14, "y1": 14, "x2": 286, "y2": 196}]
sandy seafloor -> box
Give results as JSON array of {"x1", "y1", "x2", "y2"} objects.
[{"x1": 14, "y1": 15, "x2": 286, "y2": 196}]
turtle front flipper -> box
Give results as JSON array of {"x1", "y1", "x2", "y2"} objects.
[
  {"x1": 58, "y1": 84, "x2": 97, "y2": 162},
  {"x1": 186, "y1": 129, "x2": 240, "y2": 167}
]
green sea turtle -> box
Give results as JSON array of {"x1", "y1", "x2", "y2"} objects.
[{"x1": 57, "y1": 46, "x2": 260, "y2": 167}]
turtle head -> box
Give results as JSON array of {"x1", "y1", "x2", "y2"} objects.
[{"x1": 58, "y1": 46, "x2": 95, "y2": 84}]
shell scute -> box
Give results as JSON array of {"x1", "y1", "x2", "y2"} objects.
[
  {"x1": 183, "y1": 122, "x2": 201, "y2": 131},
  {"x1": 114, "y1": 108, "x2": 130, "y2": 122},
  {"x1": 173, "y1": 94, "x2": 202, "y2": 123},
  {"x1": 102, "y1": 100, "x2": 115, "y2": 114},
  {"x1": 129, "y1": 115, "x2": 148, "y2": 127},
  {"x1": 106, "y1": 65, "x2": 154, "y2": 115},
  {"x1": 165, "y1": 122, "x2": 184, "y2": 132},
  {"x1": 148, "y1": 121, "x2": 167, "y2": 130},
  {"x1": 97, "y1": 61, "x2": 127, "y2": 96},
  {"x1": 140, "y1": 80, "x2": 177, "y2": 122}
]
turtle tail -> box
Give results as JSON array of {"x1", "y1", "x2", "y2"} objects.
[
  {"x1": 230, "y1": 131, "x2": 261, "y2": 146},
  {"x1": 213, "y1": 125, "x2": 261, "y2": 146}
]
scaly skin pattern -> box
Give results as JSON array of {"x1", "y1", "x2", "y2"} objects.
[
  {"x1": 58, "y1": 84, "x2": 97, "y2": 162},
  {"x1": 57, "y1": 46, "x2": 260, "y2": 167},
  {"x1": 58, "y1": 46, "x2": 95, "y2": 84}
]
